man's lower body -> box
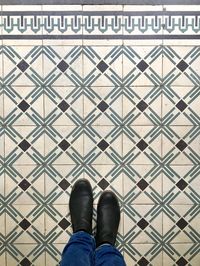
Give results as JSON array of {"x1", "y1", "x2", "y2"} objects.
[
  {"x1": 60, "y1": 231, "x2": 125, "y2": 266},
  {"x1": 60, "y1": 179, "x2": 126, "y2": 266}
]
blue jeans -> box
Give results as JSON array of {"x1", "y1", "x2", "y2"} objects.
[{"x1": 60, "y1": 231, "x2": 126, "y2": 266}]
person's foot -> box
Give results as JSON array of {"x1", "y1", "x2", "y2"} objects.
[
  {"x1": 95, "y1": 191, "x2": 120, "y2": 247},
  {"x1": 69, "y1": 179, "x2": 93, "y2": 234}
]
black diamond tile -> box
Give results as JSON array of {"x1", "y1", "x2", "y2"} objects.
[
  {"x1": 176, "y1": 140, "x2": 187, "y2": 151},
  {"x1": 57, "y1": 60, "x2": 69, "y2": 72},
  {"x1": 98, "y1": 178, "x2": 109, "y2": 190},
  {"x1": 137, "y1": 218, "x2": 149, "y2": 230},
  {"x1": 19, "y1": 140, "x2": 31, "y2": 151},
  {"x1": 58, "y1": 140, "x2": 70, "y2": 151},
  {"x1": 176, "y1": 100, "x2": 188, "y2": 112},
  {"x1": 58, "y1": 218, "x2": 70, "y2": 230},
  {"x1": 136, "y1": 100, "x2": 148, "y2": 112},
  {"x1": 58, "y1": 179, "x2": 70, "y2": 191},
  {"x1": 137, "y1": 60, "x2": 149, "y2": 72},
  {"x1": 176, "y1": 60, "x2": 189, "y2": 72},
  {"x1": 58, "y1": 100, "x2": 70, "y2": 112},
  {"x1": 97, "y1": 139, "x2": 109, "y2": 151},
  {"x1": 138, "y1": 257, "x2": 149, "y2": 266},
  {"x1": 18, "y1": 179, "x2": 31, "y2": 191},
  {"x1": 136, "y1": 139, "x2": 148, "y2": 151},
  {"x1": 17, "y1": 59, "x2": 29, "y2": 72},
  {"x1": 97, "y1": 60, "x2": 109, "y2": 73},
  {"x1": 20, "y1": 258, "x2": 31, "y2": 266},
  {"x1": 176, "y1": 257, "x2": 188, "y2": 266},
  {"x1": 97, "y1": 100, "x2": 109, "y2": 112},
  {"x1": 176, "y1": 179, "x2": 188, "y2": 191},
  {"x1": 18, "y1": 100, "x2": 30, "y2": 112},
  {"x1": 137, "y1": 179, "x2": 149, "y2": 191},
  {"x1": 176, "y1": 218, "x2": 188, "y2": 230},
  {"x1": 19, "y1": 219, "x2": 31, "y2": 230}
]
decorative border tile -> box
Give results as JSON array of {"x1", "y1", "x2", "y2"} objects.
[{"x1": 0, "y1": 6, "x2": 200, "y2": 40}]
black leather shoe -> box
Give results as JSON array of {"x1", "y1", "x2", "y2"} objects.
[
  {"x1": 69, "y1": 179, "x2": 93, "y2": 234},
  {"x1": 96, "y1": 191, "x2": 120, "y2": 247}
]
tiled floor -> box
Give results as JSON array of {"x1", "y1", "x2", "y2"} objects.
[{"x1": 0, "y1": 4, "x2": 200, "y2": 266}]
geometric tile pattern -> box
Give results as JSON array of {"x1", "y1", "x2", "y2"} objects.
[{"x1": 0, "y1": 4, "x2": 200, "y2": 266}]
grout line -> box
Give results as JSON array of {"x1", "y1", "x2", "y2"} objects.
[
  {"x1": 12, "y1": 203, "x2": 200, "y2": 206},
  {"x1": 1, "y1": 84, "x2": 195, "y2": 87},
  {"x1": 82, "y1": 4, "x2": 85, "y2": 183},
  {"x1": 41, "y1": 6, "x2": 47, "y2": 266},
  {"x1": 162, "y1": 5, "x2": 164, "y2": 266},
  {"x1": 122, "y1": 4, "x2": 125, "y2": 254},
  {"x1": 3, "y1": 124, "x2": 200, "y2": 127},
  {"x1": 9, "y1": 163, "x2": 199, "y2": 166}
]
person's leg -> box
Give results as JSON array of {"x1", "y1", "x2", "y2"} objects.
[
  {"x1": 95, "y1": 244, "x2": 126, "y2": 266},
  {"x1": 60, "y1": 231, "x2": 95, "y2": 266},
  {"x1": 60, "y1": 179, "x2": 94, "y2": 266},
  {"x1": 95, "y1": 191, "x2": 126, "y2": 266}
]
